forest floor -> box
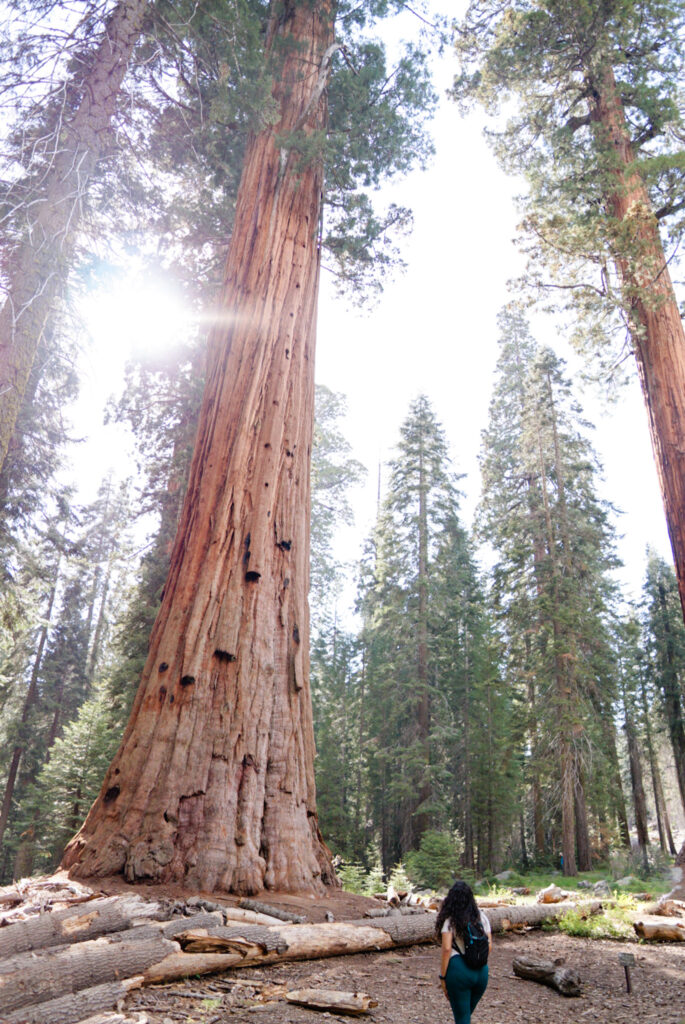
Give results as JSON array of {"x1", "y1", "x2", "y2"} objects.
[{"x1": 91, "y1": 882, "x2": 685, "y2": 1024}]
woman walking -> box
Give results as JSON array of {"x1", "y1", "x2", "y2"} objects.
[{"x1": 436, "y1": 880, "x2": 491, "y2": 1024}]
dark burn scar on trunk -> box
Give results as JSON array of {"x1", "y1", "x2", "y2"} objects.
[
  {"x1": 104, "y1": 785, "x2": 120, "y2": 803},
  {"x1": 159, "y1": 662, "x2": 169, "y2": 672},
  {"x1": 159, "y1": 686, "x2": 167, "y2": 702},
  {"x1": 214, "y1": 649, "x2": 236, "y2": 662},
  {"x1": 277, "y1": 539, "x2": 292, "y2": 551},
  {"x1": 293, "y1": 625, "x2": 300, "y2": 644},
  {"x1": 180, "y1": 675, "x2": 195, "y2": 687},
  {"x1": 245, "y1": 570, "x2": 261, "y2": 582}
]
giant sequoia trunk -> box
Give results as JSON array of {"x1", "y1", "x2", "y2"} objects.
[
  {"x1": 589, "y1": 66, "x2": 685, "y2": 623},
  {"x1": 62, "y1": 0, "x2": 337, "y2": 894},
  {"x1": 0, "y1": 0, "x2": 147, "y2": 473}
]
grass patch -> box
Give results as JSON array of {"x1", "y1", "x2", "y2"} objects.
[{"x1": 550, "y1": 896, "x2": 638, "y2": 941}]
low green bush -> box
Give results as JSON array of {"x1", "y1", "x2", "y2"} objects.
[
  {"x1": 405, "y1": 831, "x2": 461, "y2": 891},
  {"x1": 552, "y1": 899, "x2": 636, "y2": 941},
  {"x1": 337, "y1": 862, "x2": 384, "y2": 896}
]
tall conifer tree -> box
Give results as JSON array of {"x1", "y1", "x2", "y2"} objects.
[
  {"x1": 453, "y1": 0, "x2": 685, "y2": 619},
  {"x1": 479, "y1": 311, "x2": 621, "y2": 874},
  {"x1": 63, "y1": 0, "x2": 436, "y2": 894}
]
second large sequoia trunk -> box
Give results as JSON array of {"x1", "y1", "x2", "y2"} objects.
[{"x1": 62, "y1": 0, "x2": 337, "y2": 895}]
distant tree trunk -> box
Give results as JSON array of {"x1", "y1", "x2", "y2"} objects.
[
  {"x1": 413, "y1": 429, "x2": 430, "y2": 844},
  {"x1": 0, "y1": 568, "x2": 59, "y2": 849},
  {"x1": 0, "y1": 0, "x2": 147, "y2": 472},
  {"x1": 461, "y1": 647, "x2": 474, "y2": 870},
  {"x1": 655, "y1": 580, "x2": 685, "y2": 810},
  {"x1": 624, "y1": 712, "x2": 649, "y2": 870},
  {"x1": 573, "y1": 766, "x2": 591, "y2": 872},
  {"x1": 519, "y1": 810, "x2": 529, "y2": 872},
  {"x1": 62, "y1": 0, "x2": 337, "y2": 895},
  {"x1": 533, "y1": 409, "x2": 576, "y2": 876},
  {"x1": 589, "y1": 65, "x2": 685, "y2": 623},
  {"x1": 640, "y1": 674, "x2": 677, "y2": 854}
]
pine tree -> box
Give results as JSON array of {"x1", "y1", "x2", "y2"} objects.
[
  {"x1": 479, "y1": 310, "x2": 622, "y2": 874},
  {"x1": 360, "y1": 396, "x2": 466, "y2": 869},
  {"x1": 453, "y1": 0, "x2": 685, "y2": 619},
  {"x1": 642, "y1": 550, "x2": 685, "y2": 814},
  {"x1": 431, "y1": 513, "x2": 517, "y2": 873}
]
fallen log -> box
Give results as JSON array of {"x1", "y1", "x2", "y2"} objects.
[
  {"x1": 512, "y1": 955, "x2": 581, "y2": 996},
  {"x1": 223, "y1": 906, "x2": 287, "y2": 926},
  {"x1": 75, "y1": 1016, "x2": 139, "y2": 1024},
  {"x1": 536, "y1": 885, "x2": 569, "y2": 904},
  {"x1": 75, "y1": 1016, "x2": 141, "y2": 1024},
  {"x1": 4, "y1": 976, "x2": 144, "y2": 1023},
  {"x1": 653, "y1": 899, "x2": 685, "y2": 918},
  {"x1": 239, "y1": 899, "x2": 305, "y2": 924},
  {"x1": 633, "y1": 918, "x2": 685, "y2": 941},
  {"x1": 138, "y1": 902, "x2": 605, "y2": 985},
  {"x1": 0, "y1": 897, "x2": 604, "y2": 1018},
  {"x1": 285, "y1": 988, "x2": 378, "y2": 1015},
  {"x1": 0, "y1": 895, "x2": 168, "y2": 957},
  {"x1": 0, "y1": 933, "x2": 178, "y2": 1015},
  {"x1": 485, "y1": 901, "x2": 601, "y2": 933}
]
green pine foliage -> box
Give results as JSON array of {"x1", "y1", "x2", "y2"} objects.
[
  {"x1": 357, "y1": 396, "x2": 507, "y2": 872},
  {"x1": 451, "y1": 0, "x2": 685, "y2": 371},
  {"x1": 478, "y1": 308, "x2": 624, "y2": 873},
  {"x1": 641, "y1": 551, "x2": 685, "y2": 815},
  {"x1": 18, "y1": 685, "x2": 118, "y2": 875}
]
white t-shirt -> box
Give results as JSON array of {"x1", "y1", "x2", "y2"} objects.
[{"x1": 441, "y1": 910, "x2": 491, "y2": 957}]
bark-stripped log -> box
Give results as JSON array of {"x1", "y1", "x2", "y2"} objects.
[
  {"x1": 0, "y1": 934, "x2": 178, "y2": 1014},
  {"x1": 0, "y1": 895, "x2": 167, "y2": 957},
  {"x1": 512, "y1": 956, "x2": 581, "y2": 996},
  {"x1": 285, "y1": 989, "x2": 378, "y2": 1015},
  {"x1": 633, "y1": 918, "x2": 685, "y2": 941},
  {"x1": 224, "y1": 906, "x2": 287, "y2": 926},
  {"x1": 4, "y1": 977, "x2": 143, "y2": 1024}
]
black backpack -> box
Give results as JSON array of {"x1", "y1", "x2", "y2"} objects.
[{"x1": 454, "y1": 920, "x2": 489, "y2": 969}]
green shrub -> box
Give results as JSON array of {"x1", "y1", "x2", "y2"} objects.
[
  {"x1": 388, "y1": 861, "x2": 414, "y2": 893},
  {"x1": 405, "y1": 831, "x2": 461, "y2": 890},
  {"x1": 337, "y1": 862, "x2": 384, "y2": 896},
  {"x1": 552, "y1": 901, "x2": 636, "y2": 941}
]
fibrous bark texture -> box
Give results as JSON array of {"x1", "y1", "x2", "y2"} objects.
[
  {"x1": 63, "y1": 0, "x2": 337, "y2": 895},
  {"x1": 590, "y1": 66, "x2": 685, "y2": 621},
  {"x1": 0, "y1": 0, "x2": 147, "y2": 472}
]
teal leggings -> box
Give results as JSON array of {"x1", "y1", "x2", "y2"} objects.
[{"x1": 444, "y1": 954, "x2": 488, "y2": 1024}]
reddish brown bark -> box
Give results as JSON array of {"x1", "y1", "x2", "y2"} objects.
[
  {"x1": 62, "y1": 0, "x2": 337, "y2": 895},
  {"x1": 0, "y1": 0, "x2": 147, "y2": 473},
  {"x1": 589, "y1": 67, "x2": 685, "y2": 622}
]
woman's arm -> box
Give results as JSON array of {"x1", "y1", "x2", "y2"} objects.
[{"x1": 440, "y1": 931, "x2": 452, "y2": 998}]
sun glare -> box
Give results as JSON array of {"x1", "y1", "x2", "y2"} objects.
[{"x1": 81, "y1": 274, "x2": 194, "y2": 361}]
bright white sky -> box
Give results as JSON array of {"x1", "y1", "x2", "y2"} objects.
[{"x1": 72, "y1": 5, "x2": 673, "y2": 615}]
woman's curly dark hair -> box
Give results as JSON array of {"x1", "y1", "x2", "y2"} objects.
[{"x1": 435, "y1": 880, "x2": 480, "y2": 939}]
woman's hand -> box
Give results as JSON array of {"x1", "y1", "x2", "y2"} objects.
[{"x1": 440, "y1": 976, "x2": 448, "y2": 1000}]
